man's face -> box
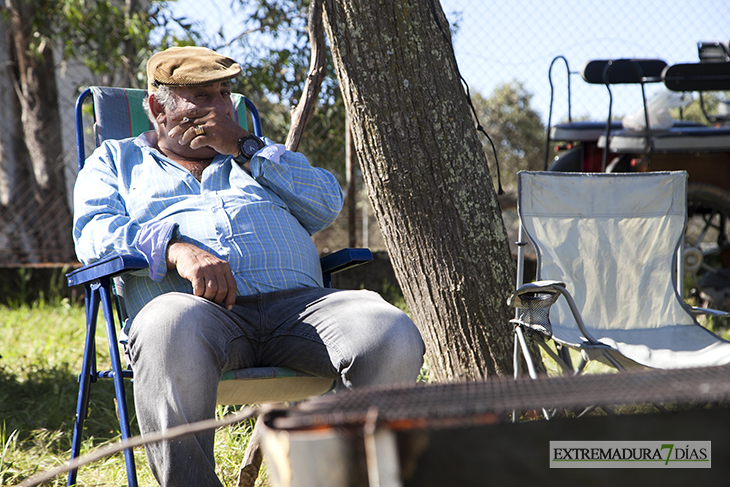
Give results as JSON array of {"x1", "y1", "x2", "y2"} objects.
[
  {"x1": 171, "y1": 81, "x2": 235, "y2": 120},
  {"x1": 155, "y1": 81, "x2": 238, "y2": 160}
]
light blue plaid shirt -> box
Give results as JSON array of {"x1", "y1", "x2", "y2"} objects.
[{"x1": 73, "y1": 132, "x2": 343, "y2": 320}]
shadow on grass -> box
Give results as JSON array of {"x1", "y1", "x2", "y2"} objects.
[{"x1": 0, "y1": 363, "x2": 139, "y2": 452}]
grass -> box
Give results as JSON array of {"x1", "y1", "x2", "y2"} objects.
[
  {"x1": 0, "y1": 298, "x2": 267, "y2": 487},
  {"x1": 538, "y1": 321, "x2": 730, "y2": 379}
]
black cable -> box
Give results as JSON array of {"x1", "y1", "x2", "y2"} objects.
[{"x1": 428, "y1": 0, "x2": 504, "y2": 195}]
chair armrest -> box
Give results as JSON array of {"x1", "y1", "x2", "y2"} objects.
[
  {"x1": 66, "y1": 254, "x2": 149, "y2": 287},
  {"x1": 507, "y1": 280, "x2": 567, "y2": 307},
  {"x1": 67, "y1": 248, "x2": 374, "y2": 288},
  {"x1": 320, "y1": 248, "x2": 373, "y2": 288},
  {"x1": 320, "y1": 248, "x2": 373, "y2": 275},
  {"x1": 508, "y1": 280, "x2": 602, "y2": 345},
  {"x1": 689, "y1": 306, "x2": 730, "y2": 318}
]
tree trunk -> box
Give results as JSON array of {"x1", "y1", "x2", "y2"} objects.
[
  {"x1": 0, "y1": 0, "x2": 75, "y2": 264},
  {"x1": 322, "y1": 0, "x2": 516, "y2": 381}
]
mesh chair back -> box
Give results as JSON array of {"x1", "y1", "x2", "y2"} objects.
[{"x1": 91, "y1": 88, "x2": 153, "y2": 144}]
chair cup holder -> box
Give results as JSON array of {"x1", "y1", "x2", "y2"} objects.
[{"x1": 514, "y1": 292, "x2": 559, "y2": 338}]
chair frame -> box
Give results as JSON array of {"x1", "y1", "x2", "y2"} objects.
[{"x1": 67, "y1": 87, "x2": 372, "y2": 487}]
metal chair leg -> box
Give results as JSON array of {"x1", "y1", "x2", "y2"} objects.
[
  {"x1": 68, "y1": 286, "x2": 99, "y2": 487},
  {"x1": 69, "y1": 280, "x2": 138, "y2": 487},
  {"x1": 99, "y1": 278, "x2": 138, "y2": 487},
  {"x1": 513, "y1": 326, "x2": 550, "y2": 421}
]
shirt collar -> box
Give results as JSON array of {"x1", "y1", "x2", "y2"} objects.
[{"x1": 135, "y1": 131, "x2": 157, "y2": 148}]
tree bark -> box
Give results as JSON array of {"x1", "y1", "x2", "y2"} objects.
[
  {"x1": 322, "y1": 0, "x2": 516, "y2": 380},
  {"x1": 0, "y1": 0, "x2": 75, "y2": 264}
]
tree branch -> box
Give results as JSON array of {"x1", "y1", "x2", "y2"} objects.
[
  {"x1": 212, "y1": 25, "x2": 268, "y2": 51},
  {"x1": 285, "y1": 0, "x2": 326, "y2": 151}
]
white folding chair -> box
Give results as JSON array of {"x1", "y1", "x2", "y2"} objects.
[{"x1": 509, "y1": 171, "x2": 730, "y2": 382}]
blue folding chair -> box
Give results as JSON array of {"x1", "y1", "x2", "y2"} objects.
[{"x1": 67, "y1": 87, "x2": 372, "y2": 487}]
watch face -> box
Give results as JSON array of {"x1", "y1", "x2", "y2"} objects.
[{"x1": 242, "y1": 136, "x2": 263, "y2": 157}]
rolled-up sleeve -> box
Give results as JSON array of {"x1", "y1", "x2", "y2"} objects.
[{"x1": 132, "y1": 220, "x2": 178, "y2": 282}]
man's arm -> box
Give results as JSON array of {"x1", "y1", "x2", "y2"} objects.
[
  {"x1": 73, "y1": 142, "x2": 149, "y2": 266},
  {"x1": 165, "y1": 103, "x2": 343, "y2": 235},
  {"x1": 250, "y1": 140, "x2": 344, "y2": 235}
]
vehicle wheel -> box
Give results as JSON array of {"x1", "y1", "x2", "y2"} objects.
[{"x1": 684, "y1": 183, "x2": 730, "y2": 326}]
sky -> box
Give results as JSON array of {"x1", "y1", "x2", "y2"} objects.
[{"x1": 167, "y1": 0, "x2": 730, "y2": 123}]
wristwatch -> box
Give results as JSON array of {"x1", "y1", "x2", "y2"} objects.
[{"x1": 234, "y1": 134, "x2": 264, "y2": 164}]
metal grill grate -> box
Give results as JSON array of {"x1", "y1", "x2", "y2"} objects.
[{"x1": 268, "y1": 366, "x2": 730, "y2": 430}]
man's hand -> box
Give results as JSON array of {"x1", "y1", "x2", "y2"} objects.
[
  {"x1": 169, "y1": 106, "x2": 247, "y2": 157},
  {"x1": 166, "y1": 240, "x2": 237, "y2": 310}
]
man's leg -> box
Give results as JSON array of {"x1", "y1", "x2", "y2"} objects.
[
  {"x1": 128, "y1": 292, "x2": 257, "y2": 487},
  {"x1": 235, "y1": 287, "x2": 424, "y2": 487},
  {"x1": 254, "y1": 287, "x2": 426, "y2": 388}
]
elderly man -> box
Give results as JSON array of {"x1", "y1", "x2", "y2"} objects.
[{"x1": 73, "y1": 46, "x2": 424, "y2": 487}]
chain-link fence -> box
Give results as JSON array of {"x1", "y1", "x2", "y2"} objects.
[
  {"x1": 446, "y1": 0, "x2": 728, "y2": 187},
  {"x1": 1, "y1": 0, "x2": 728, "y2": 266},
  {"x1": 448, "y1": 0, "x2": 728, "y2": 123}
]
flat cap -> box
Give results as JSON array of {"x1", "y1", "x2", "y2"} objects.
[{"x1": 146, "y1": 46, "x2": 241, "y2": 91}]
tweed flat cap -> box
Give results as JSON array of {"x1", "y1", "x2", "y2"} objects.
[{"x1": 146, "y1": 46, "x2": 241, "y2": 91}]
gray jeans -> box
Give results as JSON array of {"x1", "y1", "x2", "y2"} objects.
[{"x1": 128, "y1": 287, "x2": 424, "y2": 487}]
